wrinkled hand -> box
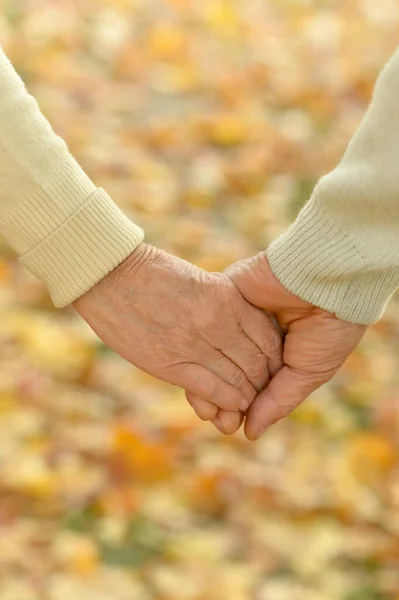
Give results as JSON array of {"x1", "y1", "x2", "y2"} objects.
[
  {"x1": 74, "y1": 243, "x2": 283, "y2": 418},
  {"x1": 211, "y1": 251, "x2": 366, "y2": 439}
]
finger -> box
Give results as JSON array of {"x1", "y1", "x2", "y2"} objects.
[
  {"x1": 185, "y1": 392, "x2": 218, "y2": 421},
  {"x1": 212, "y1": 409, "x2": 244, "y2": 435},
  {"x1": 244, "y1": 365, "x2": 325, "y2": 441},
  {"x1": 202, "y1": 351, "x2": 257, "y2": 403},
  {"x1": 183, "y1": 351, "x2": 258, "y2": 417},
  {"x1": 176, "y1": 363, "x2": 251, "y2": 412},
  {"x1": 219, "y1": 324, "x2": 270, "y2": 393},
  {"x1": 239, "y1": 306, "x2": 284, "y2": 379}
]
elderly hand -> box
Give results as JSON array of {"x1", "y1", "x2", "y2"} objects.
[
  {"x1": 74, "y1": 243, "x2": 283, "y2": 418},
  {"x1": 209, "y1": 251, "x2": 366, "y2": 439}
]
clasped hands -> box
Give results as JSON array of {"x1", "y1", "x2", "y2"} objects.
[{"x1": 74, "y1": 243, "x2": 366, "y2": 440}]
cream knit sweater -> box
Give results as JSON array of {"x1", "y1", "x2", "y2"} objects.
[
  {"x1": 0, "y1": 45, "x2": 398, "y2": 324},
  {"x1": 268, "y1": 46, "x2": 399, "y2": 325},
  {"x1": 0, "y1": 47, "x2": 144, "y2": 307}
]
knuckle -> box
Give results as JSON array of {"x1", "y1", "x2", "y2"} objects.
[
  {"x1": 247, "y1": 353, "x2": 268, "y2": 381},
  {"x1": 228, "y1": 368, "x2": 247, "y2": 391},
  {"x1": 269, "y1": 390, "x2": 296, "y2": 418},
  {"x1": 267, "y1": 329, "x2": 283, "y2": 355},
  {"x1": 185, "y1": 366, "x2": 216, "y2": 400},
  {"x1": 291, "y1": 366, "x2": 333, "y2": 390},
  {"x1": 199, "y1": 376, "x2": 216, "y2": 399}
]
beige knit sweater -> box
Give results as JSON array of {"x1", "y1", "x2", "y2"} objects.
[
  {"x1": 0, "y1": 45, "x2": 398, "y2": 324},
  {"x1": 0, "y1": 47, "x2": 144, "y2": 307},
  {"x1": 268, "y1": 46, "x2": 399, "y2": 325}
]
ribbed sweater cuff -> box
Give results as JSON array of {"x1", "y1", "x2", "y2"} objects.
[
  {"x1": 267, "y1": 200, "x2": 399, "y2": 325},
  {"x1": 0, "y1": 162, "x2": 144, "y2": 307}
]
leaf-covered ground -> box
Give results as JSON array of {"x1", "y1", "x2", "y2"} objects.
[{"x1": 0, "y1": 1, "x2": 399, "y2": 598}]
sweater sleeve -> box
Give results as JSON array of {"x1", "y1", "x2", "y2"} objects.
[
  {"x1": 267, "y1": 46, "x2": 399, "y2": 325},
  {"x1": 0, "y1": 46, "x2": 144, "y2": 307}
]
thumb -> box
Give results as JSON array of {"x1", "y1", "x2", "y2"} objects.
[
  {"x1": 244, "y1": 365, "x2": 326, "y2": 441},
  {"x1": 224, "y1": 253, "x2": 273, "y2": 308},
  {"x1": 244, "y1": 312, "x2": 367, "y2": 440}
]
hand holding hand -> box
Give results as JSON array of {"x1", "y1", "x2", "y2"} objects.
[
  {"x1": 218, "y1": 252, "x2": 366, "y2": 439},
  {"x1": 74, "y1": 244, "x2": 283, "y2": 419}
]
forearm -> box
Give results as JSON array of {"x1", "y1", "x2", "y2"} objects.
[
  {"x1": 0, "y1": 46, "x2": 143, "y2": 306},
  {"x1": 268, "y1": 46, "x2": 399, "y2": 325}
]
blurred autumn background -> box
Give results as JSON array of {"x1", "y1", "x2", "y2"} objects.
[{"x1": 1, "y1": 0, "x2": 399, "y2": 598}]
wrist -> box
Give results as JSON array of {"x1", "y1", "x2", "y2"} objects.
[
  {"x1": 73, "y1": 242, "x2": 156, "y2": 309},
  {"x1": 267, "y1": 198, "x2": 399, "y2": 325},
  {"x1": 108, "y1": 242, "x2": 161, "y2": 289}
]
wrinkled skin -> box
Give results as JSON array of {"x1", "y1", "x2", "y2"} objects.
[
  {"x1": 209, "y1": 252, "x2": 367, "y2": 439},
  {"x1": 74, "y1": 243, "x2": 283, "y2": 417}
]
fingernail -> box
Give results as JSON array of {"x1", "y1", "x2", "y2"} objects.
[
  {"x1": 213, "y1": 415, "x2": 225, "y2": 434},
  {"x1": 254, "y1": 425, "x2": 268, "y2": 440}
]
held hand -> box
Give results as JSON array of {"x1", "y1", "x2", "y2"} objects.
[
  {"x1": 213, "y1": 252, "x2": 366, "y2": 439},
  {"x1": 74, "y1": 243, "x2": 283, "y2": 418}
]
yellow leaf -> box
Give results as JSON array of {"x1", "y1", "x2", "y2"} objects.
[
  {"x1": 56, "y1": 533, "x2": 99, "y2": 577},
  {"x1": 205, "y1": 0, "x2": 240, "y2": 36},
  {"x1": 113, "y1": 427, "x2": 174, "y2": 484},
  {"x1": 346, "y1": 432, "x2": 397, "y2": 484},
  {"x1": 146, "y1": 24, "x2": 188, "y2": 60},
  {"x1": 206, "y1": 114, "x2": 249, "y2": 147}
]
